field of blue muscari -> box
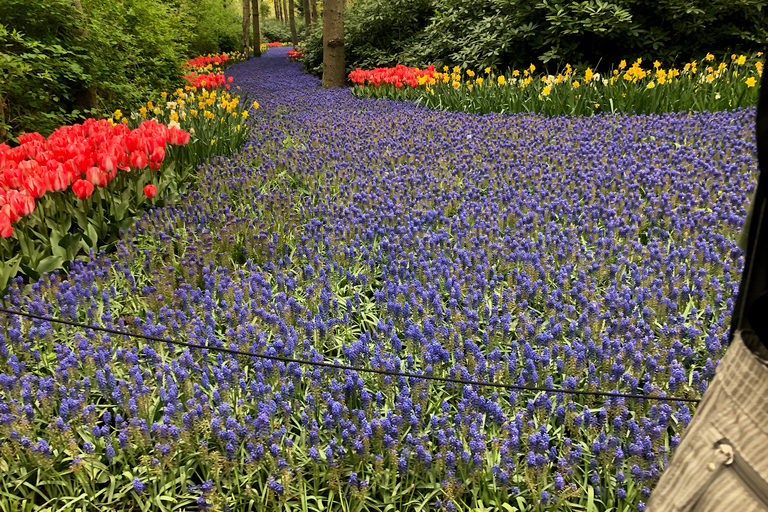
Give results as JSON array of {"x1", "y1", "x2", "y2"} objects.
[{"x1": 0, "y1": 48, "x2": 757, "y2": 511}]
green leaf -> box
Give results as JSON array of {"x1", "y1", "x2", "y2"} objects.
[{"x1": 34, "y1": 255, "x2": 64, "y2": 275}]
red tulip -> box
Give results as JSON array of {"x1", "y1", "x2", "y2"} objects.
[
  {"x1": 143, "y1": 184, "x2": 157, "y2": 198},
  {"x1": 97, "y1": 152, "x2": 118, "y2": 174},
  {"x1": 1, "y1": 204, "x2": 18, "y2": 223},
  {"x1": 72, "y1": 179, "x2": 95, "y2": 200},
  {"x1": 86, "y1": 167, "x2": 108, "y2": 188},
  {"x1": 0, "y1": 211, "x2": 12, "y2": 238},
  {"x1": 149, "y1": 146, "x2": 165, "y2": 164},
  {"x1": 129, "y1": 150, "x2": 148, "y2": 170},
  {"x1": 167, "y1": 128, "x2": 190, "y2": 146},
  {"x1": 7, "y1": 190, "x2": 34, "y2": 217},
  {"x1": 24, "y1": 176, "x2": 45, "y2": 198}
]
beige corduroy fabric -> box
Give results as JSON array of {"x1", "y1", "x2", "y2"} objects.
[{"x1": 648, "y1": 331, "x2": 768, "y2": 511}]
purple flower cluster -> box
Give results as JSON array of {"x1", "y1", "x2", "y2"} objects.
[{"x1": 0, "y1": 48, "x2": 756, "y2": 509}]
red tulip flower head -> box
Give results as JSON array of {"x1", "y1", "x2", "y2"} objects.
[
  {"x1": 72, "y1": 179, "x2": 95, "y2": 200},
  {"x1": 143, "y1": 184, "x2": 157, "y2": 198},
  {"x1": 0, "y1": 211, "x2": 12, "y2": 238},
  {"x1": 129, "y1": 150, "x2": 148, "y2": 170}
]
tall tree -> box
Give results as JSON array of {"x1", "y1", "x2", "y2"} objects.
[
  {"x1": 274, "y1": 0, "x2": 280, "y2": 20},
  {"x1": 70, "y1": 0, "x2": 97, "y2": 112},
  {"x1": 241, "y1": 0, "x2": 250, "y2": 57},
  {"x1": 303, "y1": 0, "x2": 311, "y2": 37},
  {"x1": 288, "y1": 0, "x2": 298, "y2": 46},
  {"x1": 310, "y1": 0, "x2": 318, "y2": 24},
  {"x1": 282, "y1": 0, "x2": 288, "y2": 25},
  {"x1": 322, "y1": 0, "x2": 344, "y2": 87},
  {"x1": 251, "y1": 0, "x2": 261, "y2": 56}
]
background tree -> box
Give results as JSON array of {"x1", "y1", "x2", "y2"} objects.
[
  {"x1": 303, "y1": 0, "x2": 311, "y2": 37},
  {"x1": 241, "y1": 0, "x2": 250, "y2": 57},
  {"x1": 251, "y1": 0, "x2": 260, "y2": 56},
  {"x1": 288, "y1": 0, "x2": 298, "y2": 46},
  {"x1": 322, "y1": 0, "x2": 344, "y2": 87}
]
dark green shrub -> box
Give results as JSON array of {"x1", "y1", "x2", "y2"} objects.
[
  {"x1": 261, "y1": 17, "x2": 305, "y2": 43},
  {"x1": 301, "y1": 0, "x2": 768, "y2": 79}
]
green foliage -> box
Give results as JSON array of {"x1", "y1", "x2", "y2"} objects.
[
  {"x1": 416, "y1": 0, "x2": 768, "y2": 71},
  {"x1": 0, "y1": 0, "x2": 244, "y2": 142},
  {"x1": 261, "y1": 16, "x2": 305, "y2": 43},
  {"x1": 0, "y1": 24, "x2": 88, "y2": 140},
  {"x1": 183, "y1": 0, "x2": 242, "y2": 55},
  {"x1": 260, "y1": 0, "x2": 271, "y2": 19},
  {"x1": 301, "y1": 0, "x2": 768, "y2": 79}
]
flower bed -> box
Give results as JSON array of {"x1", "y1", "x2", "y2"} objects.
[
  {"x1": 0, "y1": 49, "x2": 757, "y2": 511},
  {"x1": 350, "y1": 53, "x2": 764, "y2": 115},
  {"x1": 0, "y1": 53, "x2": 258, "y2": 287},
  {"x1": 287, "y1": 49, "x2": 304, "y2": 62}
]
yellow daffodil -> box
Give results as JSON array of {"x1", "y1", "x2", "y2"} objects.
[
  {"x1": 497, "y1": 75, "x2": 506, "y2": 85},
  {"x1": 466, "y1": 69, "x2": 475, "y2": 77},
  {"x1": 746, "y1": 76, "x2": 757, "y2": 87},
  {"x1": 572, "y1": 80, "x2": 579, "y2": 88},
  {"x1": 737, "y1": 55, "x2": 747, "y2": 65},
  {"x1": 705, "y1": 53, "x2": 715, "y2": 62},
  {"x1": 113, "y1": 109, "x2": 122, "y2": 120},
  {"x1": 647, "y1": 81, "x2": 656, "y2": 89},
  {"x1": 542, "y1": 86, "x2": 551, "y2": 96},
  {"x1": 653, "y1": 60, "x2": 661, "y2": 69},
  {"x1": 619, "y1": 60, "x2": 627, "y2": 70},
  {"x1": 584, "y1": 68, "x2": 593, "y2": 82},
  {"x1": 484, "y1": 67, "x2": 491, "y2": 74},
  {"x1": 529, "y1": 64, "x2": 535, "y2": 73},
  {"x1": 512, "y1": 70, "x2": 520, "y2": 77}
]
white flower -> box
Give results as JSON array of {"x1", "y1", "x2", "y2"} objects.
[
  {"x1": 166, "y1": 101, "x2": 178, "y2": 110},
  {"x1": 168, "y1": 120, "x2": 181, "y2": 129}
]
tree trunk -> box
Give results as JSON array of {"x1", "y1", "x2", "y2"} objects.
[
  {"x1": 288, "y1": 0, "x2": 297, "y2": 46},
  {"x1": 322, "y1": 0, "x2": 344, "y2": 87},
  {"x1": 241, "y1": 0, "x2": 251, "y2": 57},
  {"x1": 251, "y1": 0, "x2": 261, "y2": 56},
  {"x1": 282, "y1": 0, "x2": 288, "y2": 25},
  {"x1": 274, "y1": 0, "x2": 280, "y2": 20},
  {"x1": 310, "y1": 0, "x2": 318, "y2": 24},
  {"x1": 303, "y1": 0, "x2": 311, "y2": 37},
  {"x1": 70, "y1": 0, "x2": 97, "y2": 113}
]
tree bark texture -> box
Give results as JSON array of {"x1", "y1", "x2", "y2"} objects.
[
  {"x1": 282, "y1": 0, "x2": 288, "y2": 26},
  {"x1": 288, "y1": 0, "x2": 297, "y2": 46},
  {"x1": 322, "y1": 0, "x2": 345, "y2": 87},
  {"x1": 241, "y1": 0, "x2": 251, "y2": 57},
  {"x1": 303, "y1": 0, "x2": 311, "y2": 37},
  {"x1": 251, "y1": 0, "x2": 261, "y2": 56},
  {"x1": 274, "y1": 0, "x2": 280, "y2": 20},
  {"x1": 70, "y1": 0, "x2": 97, "y2": 113},
  {"x1": 310, "y1": 0, "x2": 318, "y2": 24}
]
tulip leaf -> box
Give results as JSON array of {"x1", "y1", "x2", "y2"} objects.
[{"x1": 34, "y1": 255, "x2": 64, "y2": 275}]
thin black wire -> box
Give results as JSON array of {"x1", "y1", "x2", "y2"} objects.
[{"x1": 0, "y1": 307, "x2": 701, "y2": 404}]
